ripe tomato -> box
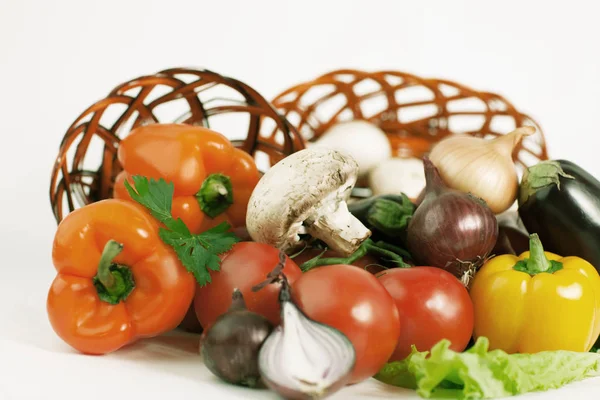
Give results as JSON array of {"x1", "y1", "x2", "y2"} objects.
[
  {"x1": 291, "y1": 264, "x2": 400, "y2": 384},
  {"x1": 179, "y1": 304, "x2": 204, "y2": 333},
  {"x1": 376, "y1": 267, "x2": 474, "y2": 361},
  {"x1": 292, "y1": 248, "x2": 384, "y2": 274},
  {"x1": 194, "y1": 242, "x2": 302, "y2": 328}
]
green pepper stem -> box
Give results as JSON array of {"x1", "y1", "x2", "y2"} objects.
[
  {"x1": 526, "y1": 234, "x2": 551, "y2": 273},
  {"x1": 300, "y1": 239, "x2": 410, "y2": 272},
  {"x1": 196, "y1": 173, "x2": 234, "y2": 218},
  {"x1": 512, "y1": 234, "x2": 563, "y2": 275},
  {"x1": 93, "y1": 240, "x2": 135, "y2": 305},
  {"x1": 96, "y1": 240, "x2": 124, "y2": 290}
]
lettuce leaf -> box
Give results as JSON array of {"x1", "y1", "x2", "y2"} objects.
[{"x1": 374, "y1": 337, "x2": 600, "y2": 399}]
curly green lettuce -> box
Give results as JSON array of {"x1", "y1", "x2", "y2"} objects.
[{"x1": 374, "y1": 337, "x2": 600, "y2": 399}]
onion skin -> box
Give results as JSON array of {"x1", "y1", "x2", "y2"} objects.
[
  {"x1": 200, "y1": 290, "x2": 273, "y2": 388},
  {"x1": 428, "y1": 127, "x2": 535, "y2": 214},
  {"x1": 407, "y1": 158, "x2": 498, "y2": 280},
  {"x1": 259, "y1": 302, "x2": 354, "y2": 400},
  {"x1": 257, "y1": 266, "x2": 356, "y2": 399}
]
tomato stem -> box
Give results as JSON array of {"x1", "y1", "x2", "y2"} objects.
[
  {"x1": 197, "y1": 173, "x2": 234, "y2": 218},
  {"x1": 93, "y1": 240, "x2": 135, "y2": 304},
  {"x1": 300, "y1": 239, "x2": 410, "y2": 272}
]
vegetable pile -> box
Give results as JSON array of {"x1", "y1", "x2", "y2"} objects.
[{"x1": 47, "y1": 122, "x2": 600, "y2": 399}]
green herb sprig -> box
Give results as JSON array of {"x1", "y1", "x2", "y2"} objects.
[{"x1": 125, "y1": 175, "x2": 239, "y2": 286}]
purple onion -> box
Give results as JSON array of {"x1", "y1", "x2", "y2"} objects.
[{"x1": 406, "y1": 157, "x2": 498, "y2": 284}]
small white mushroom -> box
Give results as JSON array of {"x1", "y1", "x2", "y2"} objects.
[
  {"x1": 246, "y1": 148, "x2": 371, "y2": 257},
  {"x1": 369, "y1": 157, "x2": 426, "y2": 201},
  {"x1": 309, "y1": 120, "x2": 392, "y2": 179}
]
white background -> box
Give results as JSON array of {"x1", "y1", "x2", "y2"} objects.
[{"x1": 2, "y1": 0, "x2": 600, "y2": 399}]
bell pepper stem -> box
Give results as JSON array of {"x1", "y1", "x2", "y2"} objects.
[
  {"x1": 196, "y1": 173, "x2": 234, "y2": 218},
  {"x1": 97, "y1": 240, "x2": 123, "y2": 289},
  {"x1": 513, "y1": 234, "x2": 563, "y2": 275},
  {"x1": 93, "y1": 240, "x2": 135, "y2": 305},
  {"x1": 526, "y1": 234, "x2": 551, "y2": 273},
  {"x1": 300, "y1": 239, "x2": 410, "y2": 272}
]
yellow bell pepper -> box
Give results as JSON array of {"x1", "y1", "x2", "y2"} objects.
[{"x1": 470, "y1": 233, "x2": 600, "y2": 354}]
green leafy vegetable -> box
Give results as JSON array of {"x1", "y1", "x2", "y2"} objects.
[
  {"x1": 125, "y1": 175, "x2": 239, "y2": 285},
  {"x1": 367, "y1": 196, "x2": 415, "y2": 238},
  {"x1": 375, "y1": 337, "x2": 600, "y2": 399}
]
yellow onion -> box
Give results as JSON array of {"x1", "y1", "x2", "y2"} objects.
[{"x1": 429, "y1": 126, "x2": 535, "y2": 214}]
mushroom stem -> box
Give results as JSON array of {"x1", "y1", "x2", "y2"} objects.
[{"x1": 304, "y1": 201, "x2": 371, "y2": 257}]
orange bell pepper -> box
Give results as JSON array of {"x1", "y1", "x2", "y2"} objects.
[
  {"x1": 113, "y1": 124, "x2": 260, "y2": 234},
  {"x1": 47, "y1": 199, "x2": 196, "y2": 354}
]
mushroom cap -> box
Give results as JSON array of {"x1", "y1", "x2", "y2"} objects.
[
  {"x1": 314, "y1": 120, "x2": 392, "y2": 178},
  {"x1": 246, "y1": 148, "x2": 359, "y2": 253}
]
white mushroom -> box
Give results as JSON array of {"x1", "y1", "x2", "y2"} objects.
[
  {"x1": 309, "y1": 120, "x2": 392, "y2": 179},
  {"x1": 369, "y1": 157, "x2": 426, "y2": 201},
  {"x1": 246, "y1": 148, "x2": 371, "y2": 257}
]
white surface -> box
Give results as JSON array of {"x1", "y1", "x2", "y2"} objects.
[{"x1": 2, "y1": 0, "x2": 600, "y2": 399}]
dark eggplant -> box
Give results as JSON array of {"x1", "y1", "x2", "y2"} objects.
[
  {"x1": 201, "y1": 289, "x2": 273, "y2": 388},
  {"x1": 518, "y1": 159, "x2": 600, "y2": 272},
  {"x1": 491, "y1": 211, "x2": 530, "y2": 256}
]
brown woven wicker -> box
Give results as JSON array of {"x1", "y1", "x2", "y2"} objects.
[
  {"x1": 271, "y1": 69, "x2": 548, "y2": 169},
  {"x1": 50, "y1": 67, "x2": 304, "y2": 223}
]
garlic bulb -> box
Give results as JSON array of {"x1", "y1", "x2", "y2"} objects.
[{"x1": 428, "y1": 126, "x2": 535, "y2": 214}]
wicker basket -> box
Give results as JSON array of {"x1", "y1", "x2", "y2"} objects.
[
  {"x1": 49, "y1": 67, "x2": 304, "y2": 223},
  {"x1": 270, "y1": 69, "x2": 548, "y2": 170}
]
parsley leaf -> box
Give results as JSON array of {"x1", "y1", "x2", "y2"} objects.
[
  {"x1": 124, "y1": 176, "x2": 174, "y2": 224},
  {"x1": 125, "y1": 175, "x2": 240, "y2": 286}
]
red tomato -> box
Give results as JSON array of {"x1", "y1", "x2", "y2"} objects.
[
  {"x1": 194, "y1": 242, "x2": 302, "y2": 328},
  {"x1": 376, "y1": 267, "x2": 474, "y2": 361},
  {"x1": 292, "y1": 248, "x2": 384, "y2": 274},
  {"x1": 179, "y1": 304, "x2": 203, "y2": 333},
  {"x1": 291, "y1": 264, "x2": 400, "y2": 384}
]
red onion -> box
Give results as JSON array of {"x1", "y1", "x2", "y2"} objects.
[{"x1": 406, "y1": 158, "x2": 498, "y2": 284}]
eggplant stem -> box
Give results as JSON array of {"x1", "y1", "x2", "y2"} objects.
[
  {"x1": 519, "y1": 160, "x2": 575, "y2": 205},
  {"x1": 300, "y1": 239, "x2": 410, "y2": 272}
]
